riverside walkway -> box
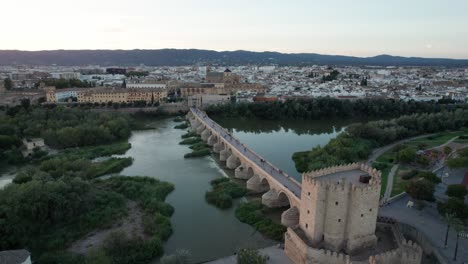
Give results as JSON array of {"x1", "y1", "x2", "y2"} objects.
[{"x1": 191, "y1": 107, "x2": 302, "y2": 198}]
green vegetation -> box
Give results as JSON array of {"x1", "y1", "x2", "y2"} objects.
[
  {"x1": 180, "y1": 134, "x2": 211, "y2": 158},
  {"x1": 322, "y1": 70, "x2": 340, "y2": 82},
  {"x1": 179, "y1": 137, "x2": 202, "y2": 145},
  {"x1": 205, "y1": 178, "x2": 248, "y2": 209},
  {"x1": 446, "y1": 184, "x2": 468, "y2": 199},
  {"x1": 3, "y1": 78, "x2": 13, "y2": 90},
  {"x1": 437, "y1": 198, "x2": 468, "y2": 220},
  {"x1": 125, "y1": 71, "x2": 149, "y2": 77},
  {"x1": 405, "y1": 179, "x2": 435, "y2": 202},
  {"x1": 43, "y1": 78, "x2": 94, "y2": 89},
  {"x1": 416, "y1": 171, "x2": 441, "y2": 184},
  {"x1": 173, "y1": 116, "x2": 185, "y2": 122},
  {"x1": 293, "y1": 110, "x2": 467, "y2": 172},
  {"x1": 0, "y1": 176, "x2": 127, "y2": 261},
  {"x1": 174, "y1": 123, "x2": 189, "y2": 129},
  {"x1": 189, "y1": 142, "x2": 210, "y2": 151},
  {"x1": 446, "y1": 147, "x2": 468, "y2": 168},
  {"x1": 235, "y1": 201, "x2": 287, "y2": 241},
  {"x1": 0, "y1": 174, "x2": 175, "y2": 263},
  {"x1": 184, "y1": 149, "x2": 211, "y2": 158},
  {"x1": 237, "y1": 249, "x2": 267, "y2": 264},
  {"x1": 181, "y1": 131, "x2": 198, "y2": 139},
  {"x1": 375, "y1": 163, "x2": 392, "y2": 196},
  {"x1": 397, "y1": 147, "x2": 417, "y2": 163},
  {"x1": 54, "y1": 142, "x2": 131, "y2": 160},
  {"x1": 0, "y1": 106, "x2": 136, "y2": 149},
  {"x1": 206, "y1": 98, "x2": 465, "y2": 120}
]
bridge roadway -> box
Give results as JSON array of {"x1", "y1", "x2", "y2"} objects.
[{"x1": 191, "y1": 107, "x2": 302, "y2": 198}]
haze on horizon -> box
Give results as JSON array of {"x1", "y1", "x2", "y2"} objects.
[{"x1": 2, "y1": 0, "x2": 468, "y2": 59}]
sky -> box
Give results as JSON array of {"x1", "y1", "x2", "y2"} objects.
[{"x1": 1, "y1": 0, "x2": 468, "y2": 59}]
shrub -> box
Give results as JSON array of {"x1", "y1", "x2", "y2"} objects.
[
  {"x1": 181, "y1": 131, "x2": 197, "y2": 139},
  {"x1": 372, "y1": 162, "x2": 389, "y2": 171},
  {"x1": 205, "y1": 178, "x2": 247, "y2": 209},
  {"x1": 174, "y1": 123, "x2": 189, "y2": 129},
  {"x1": 397, "y1": 147, "x2": 416, "y2": 163},
  {"x1": 437, "y1": 198, "x2": 468, "y2": 220},
  {"x1": 446, "y1": 184, "x2": 468, "y2": 199},
  {"x1": 401, "y1": 170, "x2": 418, "y2": 180},
  {"x1": 417, "y1": 171, "x2": 441, "y2": 184},
  {"x1": 235, "y1": 201, "x2": 286, "y2": 241},
  {"x1": 179, "y1": 138, "x2": 202, "y2": 145},
  {"x1": 406, "y1": 179, "x2": 435, "y2": 201},
  {"x1": 184, "y1": 149, "x2": 211, "y2": 158},
  {"x1": 237, "y1": 249, "x2": 267, "y2": 264},
  {"x1": 443, "y1": 146, "x2": 452, "y2": 155},
  {"x1": 160, "y1": 249, "x2": 191, "y2": 264}
]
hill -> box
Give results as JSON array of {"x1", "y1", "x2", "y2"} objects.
[{"x1": 0, "y1": 49, "x2": 467, "y2": 67}]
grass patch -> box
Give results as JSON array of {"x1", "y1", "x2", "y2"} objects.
[
  {"x1": 372, "y1": 162, "x2": 392, "y2": 196},
  {"x1": 174, "y1": 123, "x2": 189, "y2": 129},
  {"x1": 205, "y1": 178, "x2": 247, "y2": 209},
  {"x1": 181, "y1": 131, "x2": 198, "y2": 139},
  {"x1": 235, "y1": 200, "x2": 287, "y2": 241},
  {"x1": 190, "y1": 142, "x2": 210, "y2": 151},
  {"x1": 44, "y1": 142, "x2": 131, "y2": 161},
  {"x1": 179, "y1": 137, "x2": 202, "y2": 145},
  {"x1": 184, "y1": 148, "x2": 211, "y2": 158},
  {"x1": 391, "y1": 166, "x2": 411, "y2": 196}
]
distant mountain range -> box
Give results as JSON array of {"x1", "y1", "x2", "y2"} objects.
[{"x1": 0, "y1": 49, "x2": 467, "y2": 67}]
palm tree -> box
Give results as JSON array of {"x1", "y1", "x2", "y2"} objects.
[{"x1": 443, "y1": 213, "x2": 462, "y2": 248}]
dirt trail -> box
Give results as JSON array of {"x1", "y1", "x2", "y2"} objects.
[{"x1": 68, "y1": 200, "x2": 145, "y2": 255}]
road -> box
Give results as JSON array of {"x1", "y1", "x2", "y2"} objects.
[
  {"x1": 381, "y1": 164, "x2": 398, "y2": 203},
  {"x1": 380, "y1": 195, "x2": 468, "y2": 264},
  {"x1": 366, "y1": 134, "x2": 434, "y2": 165},
  {"x1": 192, "y1": 108, "x2": 302, "y2": 198}
]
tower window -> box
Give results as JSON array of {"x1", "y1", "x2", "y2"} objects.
[
  {"x1": 361, "y1": 214, "x2": 364, "y2": 217},
  {"x1": 307, "y1": 210, "x2": 310, "y2": 214},
  {"x1": 335, "y1": 201, "x2": 339, "y2": 205},
  {"x1": 338, "y1": 219, "x2": 341, "y2": 222},
  {"x1": 369, "y1": 209, "x2": 372, "y2": 212},
  {"x1": 308, "y1": 192, "x2": 310, "y2": 196},
  {"x1": 305, "y1": 224, "x2": 308, "y2": 228}
]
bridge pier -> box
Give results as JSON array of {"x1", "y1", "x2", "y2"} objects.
[
  {"x1": 207, "y1": 135, "x2": 217, "y2": 146},
  {"x1": 201, "y1": 129, "x2": 211, "y2": 141},
  {"x1": 219, "y1": 149, "x2": 231, "y2": 162},
  {"x1": 234, "y1": 165, "x2": 249, "y2": 179},
  {"x1": 262, "y1": 189, "x2": 289, "y2": 208},
  {"x1": 196, "y1": 124, "x2": 205, "y2": 134},
  {"x1": 281, "y1": 207, "x2": 299, "y2": 227},
  {"x1": 213, "y1": 142, "x2": 223, "y2": 153},
  {"x1": 226, "y1": 154, "x2": 240, "y2": 169},
  {"x1": 246, "y1": 175, "x2": 269, "y2": 193}
]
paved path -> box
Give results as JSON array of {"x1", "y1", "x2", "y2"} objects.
[
  {"x1": 192, "y1": 108, "x2": 302, "y2": 198},
  {"x1": 381, "y1": 164, "x2": 398, "y2": 203},
  {"x1": 367, "y1": 134, "x2": 434, "y2": 165},
  {"x1": 380, "y1": 196, "x2": 468, "y2": 264},
  {"x1": 204, "y1": 245, "x2": 293, "y2": 264}
]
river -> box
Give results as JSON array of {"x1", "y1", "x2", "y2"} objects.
[{"x1": 117, "y1": 117, "x2": 349, "y2": 262}]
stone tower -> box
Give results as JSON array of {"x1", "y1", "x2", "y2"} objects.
[{"x1": 299, "y1": 163, "x2": 381, "y2": 254}]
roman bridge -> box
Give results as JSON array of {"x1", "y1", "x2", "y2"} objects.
[{"x1": 187, "y1": 107, "x2": 302, "y2": 227}]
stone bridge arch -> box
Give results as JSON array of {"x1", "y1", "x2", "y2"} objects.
[
  {"x1": 226, "y1": 153, "x2": 240, "y2": 169},
  {"x1": 247, "y1": 175, "x2": 270, "y2": 193},
  {"x1": 234, "y1": 165, "x2": 255, "y2": 180}
]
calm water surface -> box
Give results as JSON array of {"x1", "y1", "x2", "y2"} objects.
[{"x1": 118, "y1": 117, "x2": 350, "y2": 262}]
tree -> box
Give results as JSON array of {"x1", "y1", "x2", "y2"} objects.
[
  {"x1": 4, "y1": 78, "x2": 13, "y2": 90},
  {"x1": 442, "y1": 213, "x2": 463, "y2": 248},
  {"x1": 397, "y1": 147, "x2": 417, "y2": 163},
  {"x1": 406, "y1": 179, "x2": 435, "y2": 201},
  {"x1": 417, "y1": 171, "x2": 441, "y2": 184},
  {"x1": 446, "y1": 184, "x2": 468, "y2": 199},
  {"x1": 438, "y1": 198, "x2": 468, "y2": 220},
  {"x1": 20, "y1": 98, "x2": 30, "y2": 110}
]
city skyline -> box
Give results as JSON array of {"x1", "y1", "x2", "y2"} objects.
[{"x1": 2, "y1": 0, "x2": 468, "y2": 59}]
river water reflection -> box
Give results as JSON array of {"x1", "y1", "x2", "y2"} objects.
[{"x1": 115, "y1": 117, "x2": 351, "y2": 262}]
